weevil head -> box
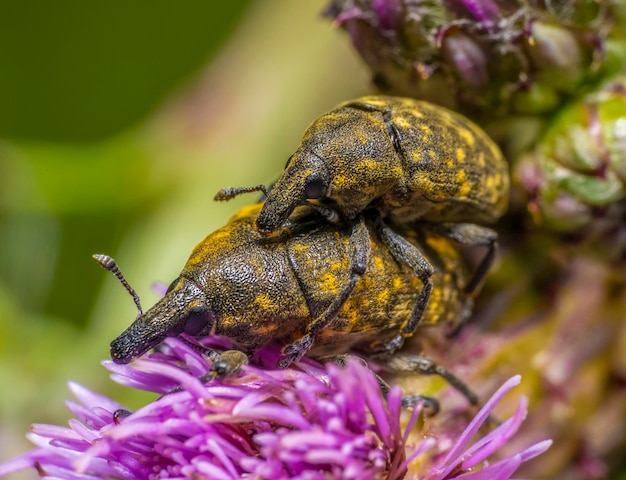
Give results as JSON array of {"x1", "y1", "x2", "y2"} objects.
[
  {"x1": 256, "y1": 150, "x2": 331, "y2": 233},
  {"x1": 110, "y1": 278, "x2": 214, "y2": 364},
  {"x1": 258, "y1": 103, "x2": 402, "y2": 231}
]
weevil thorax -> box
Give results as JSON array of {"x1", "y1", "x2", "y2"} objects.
[
  {"x1": 305, "y1": 106, "x2": 404, "y2": 218},
  {"x1": 181, "y1": 207, "x2": 310, "y2": 351},
  {"x1": 110, "y1": 279, "x2": 210, "y2": 364}
]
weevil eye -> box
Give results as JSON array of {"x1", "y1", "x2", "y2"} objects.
[
  {"x1": 304, "y1": 173, "x2": 327, "y2": 200},
  {"x1": 184, "y1": 305, "x2": 213, "y2": 335}
]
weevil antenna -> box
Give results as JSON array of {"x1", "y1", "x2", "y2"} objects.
[
  {"x1": 214, "y1": 184, "x2": 269, "y2": 201},
  {"x1": 92, "y1": 254, "x2": 143, "y2": 316}
]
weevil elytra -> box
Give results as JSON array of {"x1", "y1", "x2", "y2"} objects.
[
  {"x1": 104, "y1": 204, "x2": 474, "y2": 367},
  {"x1": 216, "y1": 96, "x2": 509, "y2": 352}
]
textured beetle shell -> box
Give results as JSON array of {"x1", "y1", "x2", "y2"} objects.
[
  {"x1": 260, "y1": 95, "x2": 509, "y2": 229},
  {"x1": 112, "y1": 203, "x2": 471, "y2": 363},
  {"x1": 181, "y1": 204, "x2": 468, "y2": 356}
]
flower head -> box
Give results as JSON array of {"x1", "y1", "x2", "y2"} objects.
[
  {"x1": 0, "y1": 337, "x2": 549, "y2": 479},
  {"x1": 325, "y1": 0, "x2": 625, "y2": 121}
]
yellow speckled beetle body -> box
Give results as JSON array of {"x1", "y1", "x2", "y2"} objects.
[
  {"x1": 109, "y1": 204, "x2": 471, "y2": 366},
  {"x1": 253, "y1": 95, "x2": 509, "y2": 230}
]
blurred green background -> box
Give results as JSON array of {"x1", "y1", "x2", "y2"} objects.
[{"x1": 0, "y1": 0, "x2": 368, "y2": 473}]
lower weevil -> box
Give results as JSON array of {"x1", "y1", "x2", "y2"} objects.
[{"x1": 98, "y1": 204, "x2": 480, "y2": 405}]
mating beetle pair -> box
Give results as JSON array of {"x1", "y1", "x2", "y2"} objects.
[
  {"x1": 100, "y1": 203, "x2": 478, "y2": 405},
  {"x1": 102, "y1": 95, "x2": 508, "y2": 403}
]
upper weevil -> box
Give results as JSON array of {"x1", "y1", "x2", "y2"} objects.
[{"x1": 218, "y1": 95, "x2": 508, "y2": 228}]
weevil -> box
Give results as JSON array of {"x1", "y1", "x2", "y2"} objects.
[
  {"x1": 216, "y1": 95, "x2": 509, "y2": 354},
  {"x1": 99, "y1": 204, "x2": 480, "y2": 405},
  {"x1": 218, "y1": 96, "x2": 508, "y2": 228}
]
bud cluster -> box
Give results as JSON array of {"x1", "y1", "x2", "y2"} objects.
[
  {"x1": 325, "y1": 0, "x2": 626, "y2": 120},
  {"x1": 518, "y1": 75, "x2": 626, "y2": 259}
]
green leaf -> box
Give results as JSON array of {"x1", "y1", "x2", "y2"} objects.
[{"x1": 0, "y1": 0, "x2": 251, "y2": 141}]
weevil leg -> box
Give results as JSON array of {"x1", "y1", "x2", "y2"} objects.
[
  {"x1": 384, "y1": 354, "x2": 479, "y2": 407},
  {"x1": 375, "y1": 217, "x2": 434, "y2": 354},
  {"x1": 401, "y1": 395, "x2": 440, "y2": 416},
  {"x1": 448, "y1": 295, "x2": 475, "y2": 338},
  {"x1": 164, "y1": 350, "x2": 249, "y2": 398},
  {"x1": 113, "y1": 409, "x2": 132, "y2": 424},
  {"x1": 165, "y1": 350, "x2": 249, "y2": 397},
  {"x1": 424, "y1": 223, "x2": 498, "y2": 297},
  {"x1": 176, "y1": 337, "x2": 249, "y2": 379},
  {"x1": 304, "y1": 201, "x2": 342, "y2": 224},
  {"x1": 321, "y1": 354, "x2": 440, "y2": 415},
  {"x1": 164, "y1": 351, "x2": 249, "y2": 396},
  {"x1": 279, "y1": 217, "x2": 371, "y2": 367},
  {"x1": 176, "y1": 336, "x2": 221, "y2": 361}
]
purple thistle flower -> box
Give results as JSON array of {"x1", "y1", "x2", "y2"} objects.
[{"x1": 0, "y1": 337, "x2": 550, "y2": 479}]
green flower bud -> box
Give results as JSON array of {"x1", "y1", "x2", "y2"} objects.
[
  {"x1": 326, "y1": 0, "x2": 624, "y2": 121},
  {"x1": 519, "y1": 75, "x2": 626, "y2": 256},
  {"x1": 541, "y1": 77, "x2": 626, "y2": 189},
  {"x1": 527, "y1": 22, "x2": 585, "y2": 93}
]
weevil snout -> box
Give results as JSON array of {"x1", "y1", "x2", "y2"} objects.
[
  {"x1": 256, "y1": 150, "x2": 329, "y2": 233},
  {"x1": 110, "y1": 280, "x2": 212, "y2": 364}
]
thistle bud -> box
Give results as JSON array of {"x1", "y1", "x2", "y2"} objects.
[
  {"x1": 526, "y1": 22, "x2": 584, "y2": 93},
  {"x1": 511, "y1": 81, "x2": 560, "y2": 115},
  {"x1": 519, "y1": 75, "x2": 626, "y2": 259},
  {"x1": 326, "y1": 0, "x2": 625, "y2": 121},
  {"x1": 441, "y1": 28, "x2": 489, "y2": 88}
]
